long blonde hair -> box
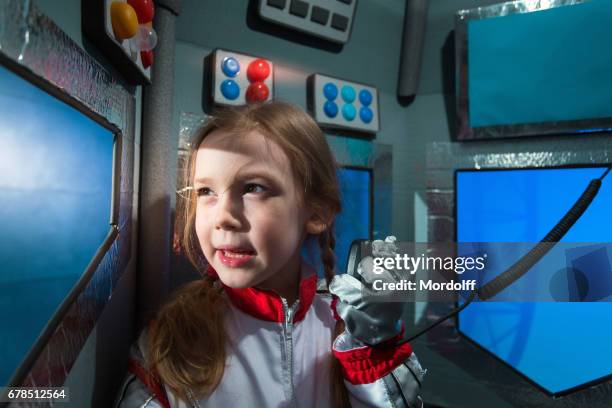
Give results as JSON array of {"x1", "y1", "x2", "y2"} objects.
[{"x1": 146, "y1": 101, "x2": 349, "y2": 406}]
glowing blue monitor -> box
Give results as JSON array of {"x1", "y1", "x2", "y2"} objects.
[
  {"x1": 334, "y1": 167, "x2": 372, "y2": 274},
  {"x1": 0, "y1": 64, "x2": 116, "y2": 385},
  {"x1": 456, "y1": 166, "x2": 612, "y2": 395}
]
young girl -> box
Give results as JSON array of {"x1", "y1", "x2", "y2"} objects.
[{"x1": 115, "y1": 101, "x2": 425, "y2": 408}]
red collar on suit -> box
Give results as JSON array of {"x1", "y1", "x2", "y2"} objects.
[{"x1": 206, "y1": 264, "x2": 318, "y2": 323}]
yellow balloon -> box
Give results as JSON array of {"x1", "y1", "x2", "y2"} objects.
[{"x1": 110, "y1": 2, "x2": 139, "y2": 40}]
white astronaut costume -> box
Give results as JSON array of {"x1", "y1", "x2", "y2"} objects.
[{"x1": 115, "y1": 263, "x2": 425, "y2": 408}]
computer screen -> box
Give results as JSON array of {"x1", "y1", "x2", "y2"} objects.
[
  {"x1": 456, "y1": 166, "x2": 612, "y2": 395},
  {"x1": 0, "y1": 63, "x2": 116, "y2": 385},
  {"x1": 334, "y1": 167, "x2": 372, "y2": 274},
  {"x1": 456, "y1": 0, "x2": 612, "y2": 139}
]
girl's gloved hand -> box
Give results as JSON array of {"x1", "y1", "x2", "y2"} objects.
[{"x1": 329, "y1": 236, "x2": 405, "y2": 346}]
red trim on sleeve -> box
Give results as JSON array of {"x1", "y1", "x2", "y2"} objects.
[
  {"x1": 333, "y1": 342, "x2": 414, "y2": 385},
  {"x1": 128, "y1": 358, "x2": 171, "y2": 408},
  {"x1": 376, "y1": 321, "x2": 406, "y2": 347}
]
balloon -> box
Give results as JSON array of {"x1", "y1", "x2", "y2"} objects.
[
  {"x1": 129, "y1": 24, "x2": 158, "y2": 52},
  {"x1": 110, "y1": 2, "x2": 139, "y2": 40},
  {"x1": 127, "y1": 0, "x2": 155, "y2": 24}
]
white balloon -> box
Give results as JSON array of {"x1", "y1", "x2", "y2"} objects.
[{"x1": 129, "y1": 25, "x2": 158, "y2": 52}]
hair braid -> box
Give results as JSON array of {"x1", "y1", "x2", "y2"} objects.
[
  {"x1": 318, "y1": 225, "x2": 337, "y2": 286},
  {"x1": 317, "y1": 226, "x2": 350, "y2": 407}
]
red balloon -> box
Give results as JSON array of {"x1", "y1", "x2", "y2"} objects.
[
  {"x1": 246, "y1": 82, "x2": 270, "y2": 103},
  {"x1": 247, "y1": 59, "x2": 270, "y2": 82},
  {"x1": 127, "y1": 0, "x2": 155, "y2": 24},
  {"x1": 141, "y1": 50, "x2": 153, "y2": 69}
]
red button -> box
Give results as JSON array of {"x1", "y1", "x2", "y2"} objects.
[
  {"x1": 127, "y1": 0, "x2": 155, "y2": 24},
  {"x1": 247, "y1": 59, "x2": 270, "y2": 82},
  {"x1": 141, "y1": 49, "x2": 153, "y2": 68},
  {"x1": 246, "y1": 82, "x2": 270, "y2": 103}
]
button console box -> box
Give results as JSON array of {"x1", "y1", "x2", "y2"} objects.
[
  {"x1": 211, "y1": 49, "x2": 274, "y2": 107},
  {"x1": 308, "y1": 73, "x2": 379, "y2": 134},
  {"x1": 258, "y1": 0, "x2": 357, "y2": 44}
]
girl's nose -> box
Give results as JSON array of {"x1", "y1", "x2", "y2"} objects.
[{"x1": 214, "y1": 192, "x2": 242, "y2": 230}]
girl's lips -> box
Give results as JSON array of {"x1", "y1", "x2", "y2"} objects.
[{"x1": 217, "y1": 249, "x2": 255, "y2": 267}]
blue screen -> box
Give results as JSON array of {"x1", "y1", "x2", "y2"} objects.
[
  {"x1": 456, "y1": 167, "x2": 612, "y2": 394},
  {"x1": 0, "y1": 65, "x2": 115, "y2": 385},
  {"x1": 334, "y1": 168, "x2": 371, "y2": 274},
  {"x1": 468, "y1": 0, "x2": 612, "y2": 127}
]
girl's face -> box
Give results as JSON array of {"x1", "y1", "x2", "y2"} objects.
[{"x1": 193, "y1": 129, "x2": 315, "y2": 294}]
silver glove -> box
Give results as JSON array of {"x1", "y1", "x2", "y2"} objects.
[{"x1": 330, "y1": 237, "x2": 404, "y2": 345}]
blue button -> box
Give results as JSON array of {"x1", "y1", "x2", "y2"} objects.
[
  {"x1": 341, "y1": 85, "x2": 356, "y2": 103},
  {"x1": 324, "y1": 101, "x2": 338, "y2": 118},
  {"x1": 359, "y1": 89, "x2": 373, "y2": 106},
  {"x1": 220, "y1": 79, "x2": 240, "y2": 100},
  {"x1": 342, "y1": 104, "x2": 356, "y2": 121},
  {"x1": 221, "y1": 57, "x2": 240, "y2": 78},
  {"x1": 323, "y1": 82, "x2": 338, "y2": 100},
  {"x1": 360, "y1": 106, "x2": 373, "y2": 123}
]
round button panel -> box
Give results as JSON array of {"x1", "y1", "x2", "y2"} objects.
[
  {"x1": 221, "y1": 57, "x2": 240, "y2": 78},
  {"x1": 316, "y1": 76, "x2": 377, "y2": 130},
  {"x1": 220, "y1": 79, "x2": 240, "y2": 100},
  {"x1": 216, "y1": 52, "x2": 273, "y2": 104}
]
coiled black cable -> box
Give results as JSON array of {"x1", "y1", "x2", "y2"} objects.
[
  {"x1": 478, "y1": 177, "x2": 601, "y2": 300},
  {"x1": 397, "y1": 165, "x2": 611, "y2": 344}
]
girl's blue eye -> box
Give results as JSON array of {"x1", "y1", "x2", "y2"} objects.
[{"x1": 245, "y1": 183, "x2": 266, "y2": 194}]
